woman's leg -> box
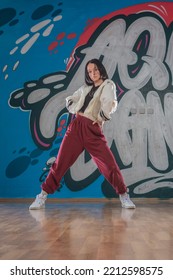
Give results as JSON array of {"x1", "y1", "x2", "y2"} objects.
[
  {"x1": 29, "y1": 118, "x2": 85, "y2": 209},
  {"x1": 42, "y1": 118, "x2": 85, "y2": 194},
  {"x1": 84, "y1": 123, "x2": 127, "y2": 195},
  {"x1": 83, "y1": 121, "x2": 135, "y2": 208}
]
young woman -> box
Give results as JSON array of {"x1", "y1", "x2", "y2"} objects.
[{"x1": 29, "y1": 58, "x2": 135, "y2": 210}]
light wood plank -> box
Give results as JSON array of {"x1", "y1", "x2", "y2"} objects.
[{"x1": 0, "y1": 198, "x2": 173, "y2": 260}]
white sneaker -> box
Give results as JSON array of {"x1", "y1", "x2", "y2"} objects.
[
  {"x1": 29, "y1": 193, "x2": 47, "y2": 210},
  {"x1": 119, "y1": 193, "x2": 136, "y2": 209}
]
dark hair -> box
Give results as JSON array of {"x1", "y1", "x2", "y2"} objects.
[{"x1": 85, "y1": 58, "x2": 108, "y2": 85}]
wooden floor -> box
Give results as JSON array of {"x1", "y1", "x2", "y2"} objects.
[{"x1": 0, "y1": 198, "x2": 173, "y2": 260}]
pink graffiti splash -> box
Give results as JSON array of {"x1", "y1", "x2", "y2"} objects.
[{"x1": 116, "y1": 82, "x2": 124, "y2": 97}]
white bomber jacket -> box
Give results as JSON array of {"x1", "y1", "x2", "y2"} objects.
[{"x1": 66, "y1": 79, "x2": 117, "y2": 122}]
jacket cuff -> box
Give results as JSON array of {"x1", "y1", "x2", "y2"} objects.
[
  {"x1": 66, "y1": 98, "x2": 73, "y2": 109},
  {"x1": 99, "y1": 110, "x2": 110, "y2": 121}
]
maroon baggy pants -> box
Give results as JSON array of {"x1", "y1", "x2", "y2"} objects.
[{"x1": 42, "y1": 114, "x2": 127, "y2": 195}]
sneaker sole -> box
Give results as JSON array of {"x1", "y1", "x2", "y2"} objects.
[
  {"x1": 29, "y1": 205, "x2": 45, "y2": 210},
  {"x1": 122, "y1": 205, "x2": 136, "y2": 209}
]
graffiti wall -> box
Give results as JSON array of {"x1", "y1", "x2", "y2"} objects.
[{"x1": 0, "y1": 0, "x2": 173, "y2": 199}]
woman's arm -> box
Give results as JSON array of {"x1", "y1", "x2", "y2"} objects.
[
  {"x1": 66, "y1": 86, "x2": 84, "y2": 113},
  {"x1": 98, "y1": 82, "x2": 118, "y2": 122}
]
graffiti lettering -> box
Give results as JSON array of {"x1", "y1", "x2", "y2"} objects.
[{"x1": 9, "y1": 12, "x2": 173, "y2": 195}]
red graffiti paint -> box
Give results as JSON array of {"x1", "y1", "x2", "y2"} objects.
[
  {"x1": 67, "y1": 33, "x2": 77, "y2": 39},
  {"x1": 48, "y1": 41, "x2": 58, "y2": 51},
  {"x1": 84, "y1": 18, "x2": 100, "y2": 31},
  {"x1": 56, "y1": 32, "x2": 66, "y2": 40},
  {"x1": 57, "y1": 119, "x2": 66, "y2": 132},
  {"x1": 48, "y1": 32, "x2": 76, "y2": 53},
  {"x1": 67, "y1": 2, "x2": 173, "y2": 69}
]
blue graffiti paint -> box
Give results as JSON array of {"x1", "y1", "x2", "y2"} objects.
[
  {"x1": 0, "y1": 8, "x2": 16, "y2": 27},
  {"x1": 6, "y1": 156, "x2": 31, "y2": 178},
  {"x1": 31, "y1": 5, "x2": 54, "y2": 20}
]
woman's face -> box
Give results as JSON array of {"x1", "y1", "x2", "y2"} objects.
[{"x1": 87, "y1": 63, "x2": 103, "y2": 85}]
